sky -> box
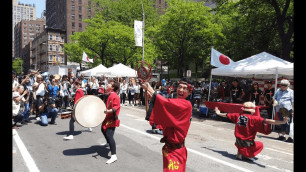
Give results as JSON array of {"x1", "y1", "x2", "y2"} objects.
[{"x1": 17, "y1": 0, "x2": 46, "y2": 18}]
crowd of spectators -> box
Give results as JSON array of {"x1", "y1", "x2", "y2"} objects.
[{"x1": 12, "y1": 70, "x2": 293, "y2": 142}]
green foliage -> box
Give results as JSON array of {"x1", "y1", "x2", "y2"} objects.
[
  {"x1": 63, "y1": 0, "x2": 293, "y2": 77},
  {"x1": 153, "y1": 0, "x2": 222, "y2": 77},
  {"x1": 213, "y1": 0, "x2": 293, "y2": 61},
  {"x1": 12, "y1": 57, "x2": 23, "y2": 74}
]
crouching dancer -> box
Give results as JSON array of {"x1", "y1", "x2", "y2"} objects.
[{"x1": 215, "y1": 102, "x2": 287, "y2": 161}]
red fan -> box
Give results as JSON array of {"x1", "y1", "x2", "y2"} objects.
[{"x1": 135, "y1": 60, "x2": 152, "y2": 82}]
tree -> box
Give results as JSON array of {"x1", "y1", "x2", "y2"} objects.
[
  {"x1": 64, "y1": 0, "x2": 159, "y2": 69},
  {"x1": 12, "y1": 57, "x2": 24, "y2": 74},
  {"x1": 153, "y1": 0, "x2": 222, "y2": 78},
  {"x1": 213, "y1": 0, "x2": 293, "y2": 61}
]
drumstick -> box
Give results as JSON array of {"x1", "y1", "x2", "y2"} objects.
[{"x1": 107, "y1": 101, "x2": 112, "y2": 109}]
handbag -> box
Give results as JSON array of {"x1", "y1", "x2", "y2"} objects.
[
  {"x1": 60, "y1": 89, "x2": 65, "y2": 97},
  {"x1": 98, "y1": 87, "x2": 105, "y2": 94},
  {"x1": 289, "y1": 117, "x2": 294, "y2": 139}
]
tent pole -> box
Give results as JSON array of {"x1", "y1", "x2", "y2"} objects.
[
  {"x1": 206, "y1": 71, "x2": 213, "y2": 117},
  {"x1": 271, "y1": 67, "x2": 279, "y2": 131}
]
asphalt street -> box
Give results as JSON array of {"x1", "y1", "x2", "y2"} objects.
[{"x1": 13, "y1": 104, "x2": 294, "y2": 172}]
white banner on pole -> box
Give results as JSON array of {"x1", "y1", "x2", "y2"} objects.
[{"x1": 134, "y1": 20, "x2": 143, "y2": 47}]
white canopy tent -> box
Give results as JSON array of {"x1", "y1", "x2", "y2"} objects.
[
  {"x1": 79, "y1": 64, "x2": 110, "y2": 76},
  {"x1": 211, "y1": 52, "x2": 293, "y2": 79},
  {"x1": 108, "y1": 63, "x2": 137, "y2": 77},
  {"x1": 206, "y1": 52, "x2": 294, "y2": 123}
]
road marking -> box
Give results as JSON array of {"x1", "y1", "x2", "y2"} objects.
[
  {"x1": 122, "y1": 107, "x2": 293, "y2": 155},
  {"x1": 13, "y1": 129, "x2": 40, "y2": 172},
  {"x1": 264, "y1": 147, "x2": 293, "y2": 156},
  {"x1": 120, "y1": 124, "x2": 253, "y2": 172}
]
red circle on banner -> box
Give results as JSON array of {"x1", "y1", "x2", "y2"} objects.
[{"x1": 219, "y1": 54, "x2": 230, "y2": 65}]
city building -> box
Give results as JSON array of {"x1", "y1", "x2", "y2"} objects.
[
  {"x1": 31, "y1": 28, "x2": 66, "y2": 72},
  {"x1": 46, "y1": 0, "x2": 95, "y2": 43},
  {"x1": 12, "y1": 0, "x2": 36, "y2": 56},
  {"x1": 14, "y1": 18, "x2": 46, "y2": 59},
  {"x1": 12, "y1": 0, "x2": 36, "y2": 57},
  {"x1": 21, "y1": 42, "x2": 32, "y2": 73}
]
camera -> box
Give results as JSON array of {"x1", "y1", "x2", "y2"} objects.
[{"x1": 42, "y1": 92, "x2": 55, "y2": 106}]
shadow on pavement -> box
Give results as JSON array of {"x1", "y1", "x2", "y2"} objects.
[
  {"x1": 256, "y1": 135, "x2": 279, "y2": 140},
  {"x1": 201, "y1": 146, "x2": 266, "y2": 168},
  {"x1": 62, "y1": 145, "x2": 110, "y2": 159},
  {"x1": 56, "y1": 131, "x2": 82, "y2": 136}
]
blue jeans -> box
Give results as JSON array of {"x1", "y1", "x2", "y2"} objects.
[
  {"x1": 40, "y1": 108, "x2": 58, "y2": 126},
  {"x1": 21, "y1": 102, "x2": 30, "y2": 122},
  {"x1": 277, "y1": 109, "x2": 293, "y2": 135}
]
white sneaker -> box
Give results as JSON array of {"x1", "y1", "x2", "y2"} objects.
[
  {"x1": 86, "y1": 128, "x2": 93, "y2": 132},
  {"x1": 100, "y1": 143, "x2": 109, "y2": 147},
  {"x1": 106, "y1": 154, "x2": 117, "y2": 164},
  {"x1": 63, "y1": 135, "x2": 74, "y2": 140},
  {"x1": 36, "y1": 117, "x2": 41, "y2": 121}
]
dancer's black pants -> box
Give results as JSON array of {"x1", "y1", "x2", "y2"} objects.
[{"x1": 101, "y1": 127, "x2": 116, "y2": 155}]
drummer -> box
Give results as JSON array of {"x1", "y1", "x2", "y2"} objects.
[
  {"x1": 101, "y1": 81, "x2": 121, "y2": 164},
  {"x1": 63, "y1": 81, "x2": 92, "y2": 140}
]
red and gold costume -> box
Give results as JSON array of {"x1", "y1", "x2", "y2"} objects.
[
  {"x1": 226, "y1": 112, "x2": 271, "y2": 158},
  {"x1": 149, "y1": 92, "x2": 192, "y2": 172},
  {"x1": 101, "y1": 92, "x2": 120, "y2": 131}
]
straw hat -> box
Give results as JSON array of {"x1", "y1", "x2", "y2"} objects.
[{"x1": 241, "y1": 102, "x2": 256, "y2": 114}]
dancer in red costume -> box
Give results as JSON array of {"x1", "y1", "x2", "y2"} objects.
[
  {"x1": 215, "y1": 101, "x2": 287, "y2": 161},
  {"x1": 142, "y1": 80, "x2": 193, "y2": 172},
  {"x1": 101, "y1": 81, "x2": 121, "y2": 164}
]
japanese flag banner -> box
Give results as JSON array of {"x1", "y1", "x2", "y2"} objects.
[
  {"x1": 211, "y1": 48, "x2": 234, "y2": 67},
  {"x1": 134, "y1": 20, "x2": 143, "y2": 47},
  {"x1": 82, "y1": 51, "x2": 93, "y2": 63}
]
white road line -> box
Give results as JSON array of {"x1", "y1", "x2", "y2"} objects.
[
  {"x1": 13, "y1": 129, "x2": 40, "y2": 172},
  {"x1": 120, "y1": 124, "x2": 254, "y2": 172},
  {"x1": 264, "y1": 147, "x2": 293, "y2": 156},
  {"x1": 122, "y1": 107, "x2": 294, "y2": 156}
]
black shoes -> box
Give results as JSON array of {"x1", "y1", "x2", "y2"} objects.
[
  {"x1": 277, "y1": 136, "x2": 286, "y2": 141},
  {"x1": 285, "y1": 137, "x2": 294, "y2": 143},
  {"x1": 277, "y1": 136, "x2": 294, "y2": 143}
]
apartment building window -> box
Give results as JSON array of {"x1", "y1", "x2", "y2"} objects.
[
  {"x1": 72, "y1": 22, "x2": 75, "y2": 28},
  {"x1": 49, "y1": 55, "x2": 53, "y2": 61},
  {"x1": 78, "y1": 0, "x2": 82, "y2": 4},
  {"x1": 72, "y1": 5, "x2": 75, "y2": 11},
  {"x1": 56, "y1": 45, "x2": 59, "y2": 52},
  {"x1": 79, "y1": 23, "x2": 82, "y2": 29},
  {"x1": 61, "y1": 57, "x2": 65, "y2": 63},
  {"x1": 78, "y1": 6, "x2": 82, "y2": 12},
  {"x1": 49, "y1": 45, "x2": 53, "y2": 51},
  {"x1": 72, "y1": 14, "x2": 75, "y2": 20},
  {"x1": 79, "y1": 14, "x2": 82, "y2": 21},
  {"x1": 56, "y1": 35, "x2": 59, "y2": 41},
  {"x1": 61, "y1": 36, "x2": 65, "y2": 42},
  {"x1": 49, "y1": 34, "x2": 52, "y2": 40},
  {"x1": 72, "y1": 0, "x2": 75, "y2": 2}
]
